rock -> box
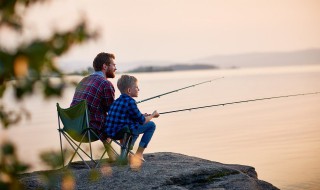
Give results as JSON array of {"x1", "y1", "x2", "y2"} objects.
[{"x1": 19, "y1": 152, "x2": 279, "y2": 190}]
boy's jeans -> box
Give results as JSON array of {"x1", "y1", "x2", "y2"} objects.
[{"x1": 131, "y1": 121, "x2": 156, "y2": 148}]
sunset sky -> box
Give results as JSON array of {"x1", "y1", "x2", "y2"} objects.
[{"x1": 4, "y1": 0, "x2": 320, "y2": 71}]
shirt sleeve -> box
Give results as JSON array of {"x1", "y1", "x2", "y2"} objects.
[
  {"x1": 102, "y1": 81, "x2": 115, "y2": 113},
  {"x1": 127, "y1": 99, "x2": 145, "y2": 124}
]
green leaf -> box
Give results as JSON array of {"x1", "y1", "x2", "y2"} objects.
[{"x1": 1, "y1": 142, "x2": 15, "y2": 155}]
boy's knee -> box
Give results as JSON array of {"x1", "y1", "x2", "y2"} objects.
[{"x1": 149, "y1": 121, "x2": 156, "y2": 130}]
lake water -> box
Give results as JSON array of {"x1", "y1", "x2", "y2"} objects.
[{"x1": 1, "y1": 65, "x2": 320, "y2": 189}]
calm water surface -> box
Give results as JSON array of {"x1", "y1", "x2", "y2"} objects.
[{"x1": 1, "y1": 65, "x2": 320, "y2": 190}]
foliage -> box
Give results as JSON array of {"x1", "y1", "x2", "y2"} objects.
[
  {"x1": 40, "y1": 150, "x2": 67, "y2": 170},
  {"x1": 0, "y1": 141, "x2": 29, "y2": 190},
  {"x1": 0, "y1": 0, "x2": 99, "y2": 189},
  {"x1": 39, "y1": 149, "x2": 76, "y2": 190},
  {"x1": 0, "y1": 0, "x2": 98, "y2": 128}
]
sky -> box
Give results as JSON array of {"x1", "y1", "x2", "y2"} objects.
[{"x1": 4, "y1": 0, "x2": 320, "y2": 72}]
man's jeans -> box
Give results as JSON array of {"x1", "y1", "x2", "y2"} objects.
[{"x1": 131, "y1": 121, "x2": 156, "y2": 148}]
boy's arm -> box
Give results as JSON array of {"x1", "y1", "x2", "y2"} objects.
[{"x1": 144, "y1": 110, "x2": 160, "y2": 124}]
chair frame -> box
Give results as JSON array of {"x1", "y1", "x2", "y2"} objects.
[{"x1": 57, "y1": 101, "x2": 133, "y2": 169}]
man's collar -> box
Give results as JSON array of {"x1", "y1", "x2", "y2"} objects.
[{"x1": 93, "y1": 71, "x2": 105, "y2": 77}]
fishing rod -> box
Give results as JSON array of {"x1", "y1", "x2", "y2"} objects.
[
  {"x1": 159, "y1": 91, "x2": 320, "y2": 115},
  {"x1": 136, "y1": 77, "x2": 224, "y2": 104}
]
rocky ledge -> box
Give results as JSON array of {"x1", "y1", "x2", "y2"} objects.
[{"x1": 19, "y1": 152, "x2": 279, "y2": 190}]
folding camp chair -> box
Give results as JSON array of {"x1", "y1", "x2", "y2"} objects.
[{"x1": 56, "y1": 100, "x2": 133, "y2": 169}]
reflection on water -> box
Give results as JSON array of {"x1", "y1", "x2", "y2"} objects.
[{"x1": 1, "y1": 65, "x2": 320, "y2": 190}]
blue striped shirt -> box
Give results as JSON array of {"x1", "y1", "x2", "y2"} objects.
[{"x1": 105, "y1": 94, "x2": 145, "y2": 137}]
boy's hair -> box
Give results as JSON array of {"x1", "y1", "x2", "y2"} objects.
[
  {"x1": 117, "y1": 75, "x2": 138, "y2": 94},
  {"x1": 93, "y1": 52, "x2": 115, "y2": 71}
]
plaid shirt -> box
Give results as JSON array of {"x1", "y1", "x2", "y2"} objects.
[
  {"x1": 105, "y1": 94, "x2": 145, "y2": 138},
  {"x1": 71, "y1": 71, "x2": 115, "y2": 138}
]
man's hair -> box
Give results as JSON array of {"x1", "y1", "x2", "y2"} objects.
[
  {"x1": 93, "y1": 52, "x2": 115, "y2": 71},
  {"x1": 117, "y1": 75, "x2": 138, "y2": 94}
]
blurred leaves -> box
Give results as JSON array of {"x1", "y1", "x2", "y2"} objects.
[
  {"x1": 61, "y1": 172, "x2": 75, "y2": 190},
  {"x1": 0, "y1": 0, "x2": 98, "y2": 128},
  {"x1": 89, "y1": 169, "x2": 100, "y2": 181},
  {"x1": 40, "y1": 149, "x2": 106, "y2": 189},
  {"x1": 0, "y1": 104, "x2": 30, "y2": 128},
  {"x1": 40, "y1": 150, "x2": 65, "y2": 170},
  {"x1": 0, "y1": 0, "x2": 100, "y2": 189},
  {"x1": 0, "y1": 141, "x2": 29, "y2": 190},
  {"x1": 39, "y1": 150, "x2": 75, "y2": 190},
  {"x1": 0, "y1": 0, "x2": 46, "y2": 30}
]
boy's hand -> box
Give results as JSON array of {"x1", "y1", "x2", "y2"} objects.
[{"x1": 152, "y1": 110, "x2": 160, "y2": 118}]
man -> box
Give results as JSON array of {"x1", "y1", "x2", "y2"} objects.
[{"x1": 71, "y1": 52, "x2": 117, "y2": 158}]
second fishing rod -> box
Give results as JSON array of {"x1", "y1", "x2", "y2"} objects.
[{"x1": 158, "y1": 91, "x2": 320, "y2": 115}]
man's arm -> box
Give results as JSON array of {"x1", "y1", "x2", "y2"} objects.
[{"x1": 103, "y1": 81, "x2": 115, "y2": 113}]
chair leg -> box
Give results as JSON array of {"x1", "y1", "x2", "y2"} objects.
[
  {"x1": 117, "y1": 133, "x2": 132, "y2": 165},
  {"x1": 95, "y1": 141, "x2": 119, "y2": 168},
  {"x1": 111, "y1": 140, "x2": 135, "y2": 155},
  {"x1": 62, "y1": 133, "x2": 92, "y2": 169},
  {"x1": 58, "y1": 130, "x2": 65, "y2": 168}
]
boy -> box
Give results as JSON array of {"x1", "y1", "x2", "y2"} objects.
[{"x1": 105, "y1": 75, "x2": 159, "y2": 166}]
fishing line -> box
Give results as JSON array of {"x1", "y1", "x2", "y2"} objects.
[
  {"x1": 159, "y1": 91, "x2": 320, "y2": 115},
  {"x1": 136, "y1": 77, "x2": 224, "y2": 104}
]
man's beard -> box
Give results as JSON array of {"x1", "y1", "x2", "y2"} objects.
[{"x1": 105, "y1": 68, "x2": 115, "y2": 78}]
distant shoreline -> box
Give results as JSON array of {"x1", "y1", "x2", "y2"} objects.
[
  {"x1": 61, "y1": 48, "x2": 320, "y2": 74},
  {"x1": 127, "y1": 63, "x2": 218, "y2": 73}
]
